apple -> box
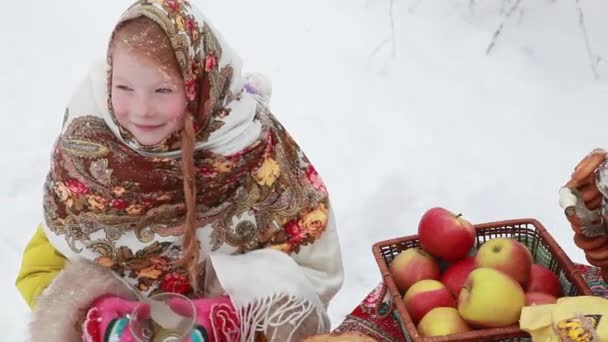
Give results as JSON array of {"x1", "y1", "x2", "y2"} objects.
[
  {"x1": 418, "y1": 207, "x2": 476, "y2": 261},
  {"x1": 526, "y1": 264, "x2": 562, "y2": 298},
  {"x1": 404, "y1": 279, "x2": 456, "y2": 324},
  {"x1": 525, "y1": 292, "x2": 557, "y2": 306},
  {"x1": 475, "y1": 238, "x2": 533, "y2": 285},
  {"x1": 440, "y1": 256, "x2": 477, "y2": 298},
  {"x1": 417, "y1": 307, "x2": 471, "y2": 337},
  {"x1": 389, "y1": 247, "x2": 440, "y2": 293},
  {"x1": 458, "y1": 267, "x2": 526, "y2": 328}
]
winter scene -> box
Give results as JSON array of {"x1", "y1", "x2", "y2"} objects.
[{"x1": 3, "y1": 0, "x2": 608, "y2": 341}]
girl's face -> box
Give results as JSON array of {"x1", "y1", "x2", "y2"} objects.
[{"x1": 110, "y1": 43, "x2": 188, "y2": 146}]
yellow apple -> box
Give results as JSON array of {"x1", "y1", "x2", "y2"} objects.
[
  {"x1": 475, "y1": 238, "x2": 533, "y2": 285},
  {"x1": 417, "y1": 307, "x2": 471, "y2": 337},
  {"x1": 458, "y1": 267, "x2": 526, "y2": 328}
]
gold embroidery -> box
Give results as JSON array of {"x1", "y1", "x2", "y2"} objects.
[
  {"x1": 62, "y1": 139, "x2": 109, "y2": 158},
  {"x1": 89, "y1": 159, "x2": 113, "y2": 185},
  {"x1": 226, "y1": 221, "x2": 258, "y2": 252}
]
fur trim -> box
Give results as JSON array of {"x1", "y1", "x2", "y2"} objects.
[{"x1": 29, "y1": 258, "x2": 136, "y2": 342}]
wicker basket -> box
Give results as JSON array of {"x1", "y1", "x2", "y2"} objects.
[{"x1": 372, "y1": 218, "x2": 593, "y2": 342}]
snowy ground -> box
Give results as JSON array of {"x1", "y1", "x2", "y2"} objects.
[{"x1": 2, "y1": 0, "x2": 608, "y2": 340}]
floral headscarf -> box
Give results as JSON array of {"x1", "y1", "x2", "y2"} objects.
[
  {"x1": 107, "y1": 0, "x2": 255, "y2": 154},
  {"x1": 43, "y1": 0, "x2": 330, "y2": 297}
]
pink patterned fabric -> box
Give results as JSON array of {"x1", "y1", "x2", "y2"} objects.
[
  {"x1": 167, "y1": 295, "x2": 240, "y2": 342},
  {"x1": 82, "y1": 295, "x2": 240, "y2": 342},
  {"x1": 82, "y1": 296, "x2": 141, "y2": 342}
]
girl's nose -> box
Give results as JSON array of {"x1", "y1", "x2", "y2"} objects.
[{"x1": 132, "y1": 94, "x2": 153, "y2": 118}]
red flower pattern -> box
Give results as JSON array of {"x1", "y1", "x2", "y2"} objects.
[
  {"x1": 198, "y1": 166, "x2": 218, "y2": 178},
  {"x1": 66, "y1": 179, "x2": 89, "y2": 195},
  {"x1": 160, "y1": 272, "x2": 191, "y2": 294},
  {"x1": 110, "y1": 199, "x2": 128, "y2": 210},
  {"x1": 204, "y1": 54, "x2": 218, "y2": 72},
  {"x1": 164, "y1": 0, "x2": 180, "y2": 12},
  {"x1": 210, "y1": 303, "x2": 241, "y2": 341},
  {"x1": 284, "y1": 220, "x2": 307, "y2": 245},
  {"x1": 305, "y1": 165, "x2": 328, "y2": 195},
  {"x1": 186, "y1": 18, "x2": 197, "y2": 32},
  {"x1": 82, "y1": 307, "x2": 102, "y2": 342}
]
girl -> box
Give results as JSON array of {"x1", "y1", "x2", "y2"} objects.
[{"x1": 16, "y1": 0, "x2": 344, "y2": 341}]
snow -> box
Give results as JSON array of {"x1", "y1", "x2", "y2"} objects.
[{"x1": 2, "y1": 0, "x2": 608, "y2": 340}]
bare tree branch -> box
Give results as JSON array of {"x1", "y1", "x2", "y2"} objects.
[
  {"x1": 369, "y1": 37, "x2": 391, "y2": 59},
  {"x1": 370, "y1": 0, "x2": 397, "y2": 60},
  {"x1": 576, "y1": 0, "x2": 601, "y2": 79},
  {"x1": 486, "y1": 0, "x2": 523, "y2": 55}
]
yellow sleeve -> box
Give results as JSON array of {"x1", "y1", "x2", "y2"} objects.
[{"x1": 15, "y1": 224, "x2": 66, "y2": 309}]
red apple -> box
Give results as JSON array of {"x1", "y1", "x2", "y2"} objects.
[
  {"x1": 525, "y1": 292, "x2": 557, "y2": 306},
  {"x1": 440, "y1": 256, "x2": 477, "y2": 298},
  {"x1": 404, "y1": 279, "x2": 456, "y2": 324},
  {"x1": 475, "y1": 238, "x2": 533, "y2": 285},
  {"x1": 526, "y1": 264, "x2": 562, "y2": 298},
  {"x1": 389, "y1": 247, "x2": 440, "y2": 293},
  {"x1": 418, "y1": 207, "x2": 476, "y2": 261}
]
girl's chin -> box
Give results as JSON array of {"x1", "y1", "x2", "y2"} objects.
[
  {"x1": 131, "y1": 131, "x2": 168, "y2": 146},
  {"x1": 136, "y1": 138, "x2": 164, "y2": 146}
]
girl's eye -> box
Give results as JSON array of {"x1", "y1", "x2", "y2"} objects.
[
  {"x1": 156, "y1": 88, "x2": 173, "y2": 94},
  {"x1": 116, "y1": 85, "x2": 132, "y2": 91}
]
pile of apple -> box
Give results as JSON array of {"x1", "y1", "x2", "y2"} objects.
[{"x1": 388, "y1": 207, "x2": 563, "y2": 337}]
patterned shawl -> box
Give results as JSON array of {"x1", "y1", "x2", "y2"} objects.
[{"x1": 43, "y1": 0, "x2": 330, "y2": 297}]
